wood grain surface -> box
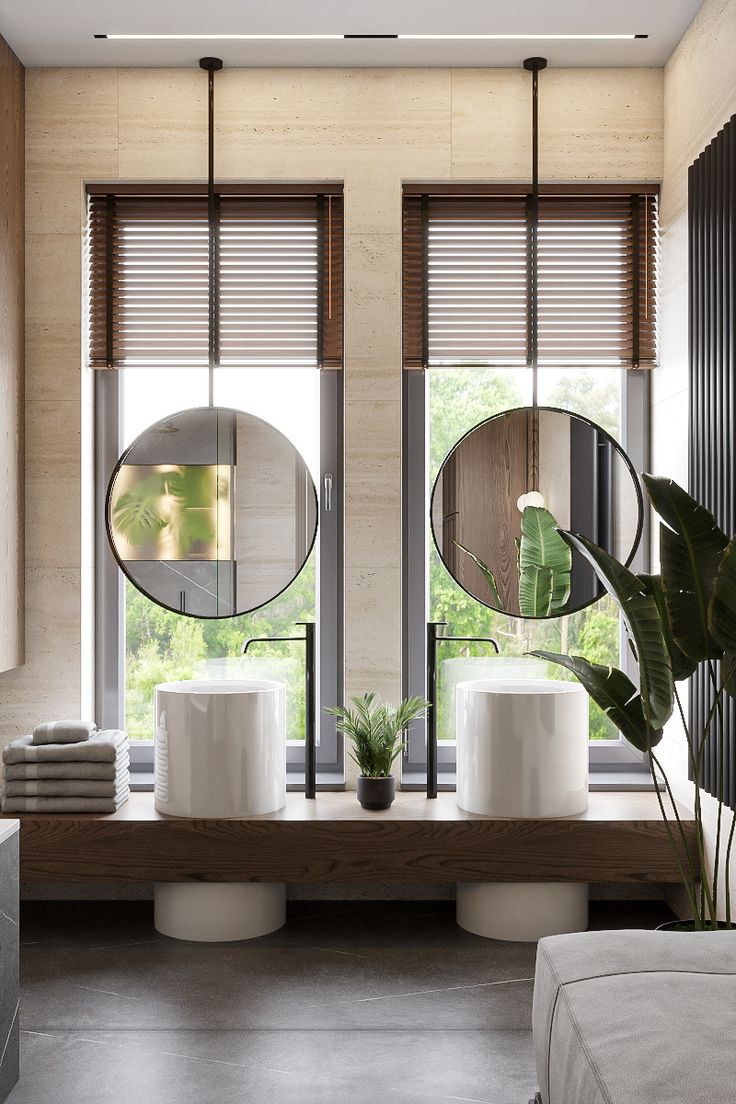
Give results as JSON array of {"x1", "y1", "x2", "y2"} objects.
[{"x1": 3, "y1": 791, "x2": 697, "y2": 885}]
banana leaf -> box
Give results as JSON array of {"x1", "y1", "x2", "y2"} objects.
[
  {"x1": 642, "y1": 474, "x2": 728, "y2": 662},
  {"x1": 519, "y1": 565, "x2": 554, "y2": 617},
  {"x1": 529, "y1": 651, "x2": 662, "y2": 753},
  {"x1": 709, "y1": 537, "x2": 736, "y2": 653},
  {"x1": 518, "y1": 506, "x2": 571, "y2": 614},
  {"x1": 639, "y1": 573, "x2": 698, "y2": 682},
  {"x1": 708, "y1": 539, "x2": 736, "y2": 697},
  {"x1": 452, "y1": 541, "x2": 502, "y2": 606},
  {"x1": 561, "y1": 531, "x2": 674, "y2": 733}
]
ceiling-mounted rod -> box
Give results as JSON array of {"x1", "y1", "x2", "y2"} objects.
[
  {"x1": 523, "y1": 56, "x2": 546, "y2": 402},
  {"x1": 200, "y1": 56, "x2": 223, "y2": 406}
]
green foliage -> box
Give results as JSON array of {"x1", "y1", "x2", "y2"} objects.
[
  {"x1": 538, "y1": 477, "x2": 736, "y2": 929},
  {"x1": 452, "y1": 541, "x2": 501, "y2": 606},
  {"x1": 561, "y1": 532, "x2": 674, "y2": 732},
  {"x1": 325, "y1": 692, "x2": 430, "y2": 778},
  {"x1": 113, "y1": 464, "x2": 222, "y2": 555},
  {"x1": 643, "y1": 474, "x2": 728, "y2": 662},
  {"x1": 518, "y1": 565, "x2": 554, "y2": 618},
  {"x1": 531, "y1": 652, "x2": 660, "y2": 753},
  {"x1": 112, "y1": 472, "x2": 169, "y2": 544},
  {"x1": 518, "y1": 506, "x2": 571, "y2": 616},
  {"x1": 542, "y1": 373, "x2": 619, "y2": 437},
  {"x1": 710, "y1": 540, "x2": 736, "y2": 697},
  {"x1": 429, "y1": 368, "x2": 528, "y2": 477},
  {"x1": 639, "y1": 573, "x2": 697, "y2": 682},
  {"x1": 710, "y1": 539, "x2": 736, "y2": 655}
]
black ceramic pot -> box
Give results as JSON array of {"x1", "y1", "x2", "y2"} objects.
[{"x1": 357, "y1": 774, "x2": 396, "y2": 811}]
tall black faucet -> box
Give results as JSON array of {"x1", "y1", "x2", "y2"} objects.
[
  {"x1": 426, "y1": 622, "x2": 500, "y2": 799},
  {"x1": 242, "y1": 622, "x2": 316, "y2": 799}
]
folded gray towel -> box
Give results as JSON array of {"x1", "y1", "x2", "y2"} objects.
[
  {"x1": 31, "y1": 720, "x2": 97, "y2": 745},
  {"x1": 3, "y1": 730, "x2": 127, "y2": 765},
  {"x1": 1, "y1": 792, "x2": 129, "y2": 814},
  {"x1": 3, "y1": 753, "x2": 130, "y2": 782},
  {"x1": 3, "y1": 775, "x2": 130, "y2": 798}
]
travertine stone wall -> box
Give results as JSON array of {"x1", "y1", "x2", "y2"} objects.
[
  {"x1": 0, "y1": 66, "x2": 663, "y2": 785},
  {"x1": 0, "y1": 35, "x2": 24, "y2": 675}
]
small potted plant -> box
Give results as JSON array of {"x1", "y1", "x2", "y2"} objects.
[{"x1": 325, "y1": 692, "x2": 430, "y2": 810}]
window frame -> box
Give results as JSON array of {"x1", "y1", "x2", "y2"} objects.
[
  {"x1": 95, "y1": 368, "x2": 344, "y2": 785},
  {"x1": 401, "y1": 363, "x2": 652, "y2": 784}
]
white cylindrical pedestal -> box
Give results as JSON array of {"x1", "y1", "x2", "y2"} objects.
[
  {"x1": 457, "y1": 883, "x2": 588, "y2": 942},
  {"x1": 154, "y1": 882, "x2": 286, "y2": 942}
]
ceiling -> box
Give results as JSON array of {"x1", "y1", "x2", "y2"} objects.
[{"x1": 0, "y1": 0, "x2": 704, "y2": 68}]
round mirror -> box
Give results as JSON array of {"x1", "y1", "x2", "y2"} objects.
[
  {"x1": 106, "y1": 407, "x2": 318, "y2": 619},
  {"x1": 431, "y1": 406, "x2": 643, "y2": 619}
]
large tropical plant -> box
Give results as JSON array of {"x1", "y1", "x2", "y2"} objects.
[{"x1": 532, "y1": 475, "x2": 736, "y2": 930}]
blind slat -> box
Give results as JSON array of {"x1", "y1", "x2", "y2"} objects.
[
  {"x1": 87, "y1": 192, "x2": 343, "y2": 369},
  {"x1": 402, "y1": 192, "x2": 658, "y2": 369}
]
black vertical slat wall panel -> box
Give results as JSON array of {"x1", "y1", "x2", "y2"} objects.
[{"x1": 689, "y1": 113, "x2": 736, "y2": 809}]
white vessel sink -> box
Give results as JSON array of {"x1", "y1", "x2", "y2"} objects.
[
  {"x1": 456, "y1": 678, "x2": 589, "y2": 818},
  {"x1": 154, "y1": 679, "x2": 286, "y2": 818}
]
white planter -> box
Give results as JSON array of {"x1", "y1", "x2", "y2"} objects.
[
  {"x1": 154, "y1": 679, "x2": 286, "y2": 819},
  {"x1": 456, "y1": 678, "x2": 589, "y2": 818}
]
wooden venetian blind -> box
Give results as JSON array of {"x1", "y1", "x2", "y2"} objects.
[
  {"x1": 403, "y1": 190, "x2": 658, "y2": 369},
  {"x1": 87, "y1": 189, "x2": 343, "y2": 369}
]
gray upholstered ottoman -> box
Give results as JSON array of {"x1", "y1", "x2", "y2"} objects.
[{"x1": 531, "y1": 929, "x2": 736, "y2": 1104}]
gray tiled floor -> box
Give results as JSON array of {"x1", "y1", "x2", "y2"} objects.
[{"x1": 10, "y1": 898, "x2": 674, "y2": 1104}]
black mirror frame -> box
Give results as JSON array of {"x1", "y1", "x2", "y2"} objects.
[
  {"x1": 105, "y1": 405, "x2": 319, "y2": 621},
  {"x1": 429, "y1": 404, "x2": 644, "y2": 621}
]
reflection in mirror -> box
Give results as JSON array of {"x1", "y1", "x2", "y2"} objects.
[
  {"x1": 431, "y1": 406, "x2": 642, "y2": 619},
  {"x1": 107, "y1": 407, "x2": 318, "y2": 618}
]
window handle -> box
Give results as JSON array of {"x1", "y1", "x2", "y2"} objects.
[{"x1": 323, "y1": 473, "x2": 333, "y2": 512}]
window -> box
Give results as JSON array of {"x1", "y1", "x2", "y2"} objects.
[
  {"x1": 402, "y1": 185, "x2": 657, "y2": 784},
  {"x1": 89, "y1": 185, "x2": 344, "y2": 785}
]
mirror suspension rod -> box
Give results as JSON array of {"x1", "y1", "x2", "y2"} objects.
[
  {"x1": 242, "y1": 622, "x2": 317, "y2": 799},
  {"x1": 200, "y1": 57, "x2": 223, "y2": 407},
  {"x1": 426, "y1": 622, "x2": 500, "y2": 799},
  {"x1": 523, "y1": 56, "x2": 546, "y2": 402}
]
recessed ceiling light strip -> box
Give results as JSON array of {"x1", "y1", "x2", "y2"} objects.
[{"x1": 95, "y1": 33, "x2": 648, "y2": 41}]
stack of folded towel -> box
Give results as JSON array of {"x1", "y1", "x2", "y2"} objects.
[{"x1": 2, "y1": 721, "x2": 130, "y2": 813}]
